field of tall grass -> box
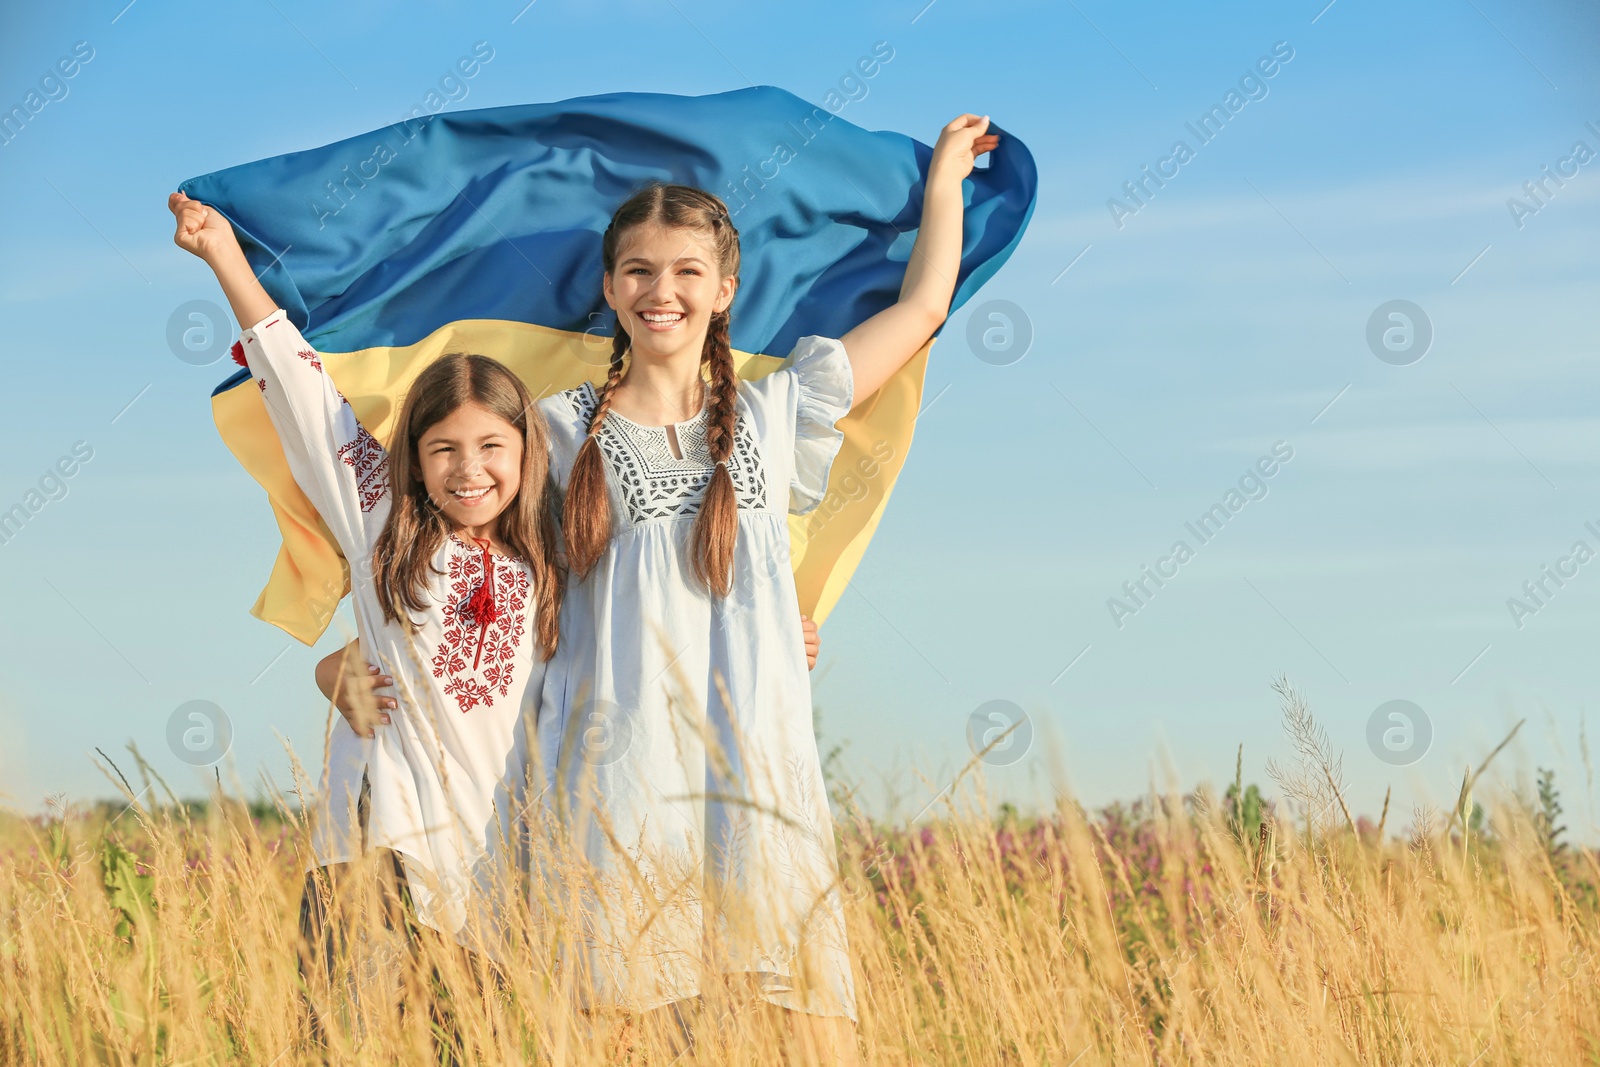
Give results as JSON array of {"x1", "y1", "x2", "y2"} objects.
[{"x1": 4, "y1": 677, "x2": 1598, "y2": 1066}]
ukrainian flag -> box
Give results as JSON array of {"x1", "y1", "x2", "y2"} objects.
[{"x1": 183, "y1": 86, "x2": 1036, "y2": 645}]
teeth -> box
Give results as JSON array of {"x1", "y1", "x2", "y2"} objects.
[
  {"x1": 453, "y1": 487, "x2": 490, "y2": 499},
  {"x1": 642, "y1": 311, "x2": 683, "y2": 322}
]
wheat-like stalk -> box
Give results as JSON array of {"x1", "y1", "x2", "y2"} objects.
[{"x1": 4, "y1": 703, "x2": 1599, "y2": 1065}]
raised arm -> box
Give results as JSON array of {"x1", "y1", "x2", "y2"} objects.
[
  {"x1": 168, "y1": 189, "x2": 390, "y2": 564},
  {"x1": 839, "y1": 114, "x2": 1000, "y2": 405},
  {"x1": 169, "y1": 191, "x2": 277, "y2": 329}
]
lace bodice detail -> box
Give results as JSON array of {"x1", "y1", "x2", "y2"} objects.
[{"x1": 562, "y1": 381, "x2": 769, "y2": 525}]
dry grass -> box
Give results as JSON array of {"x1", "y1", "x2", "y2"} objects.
[{"x1": 4, "y1": 679, "x2": 1599, "y2": 1066}]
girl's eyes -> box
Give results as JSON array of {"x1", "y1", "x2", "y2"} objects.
[
  {"x1": 428, "y1": 443, "x2": 499, "y2": 454},
  {"x1": 628, "y1": 267, "x2": 700, "y2": 275}
]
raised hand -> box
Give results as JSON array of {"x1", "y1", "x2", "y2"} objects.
[
  {"x1": 168, "y1": 191, "x2": 242, "y2": 264},
  {"x1": 168, "y1": 190, "x2": 277, "y2": 328},
  {"x1": 929, "y1": 113, "x2": 1001, "y2": 184}
]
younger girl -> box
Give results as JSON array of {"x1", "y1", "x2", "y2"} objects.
[
  {"x1": 168, "y1": 192, "x2": 562, "y2": 960},
  {"x1": 535, "y1": 113, "x2": 998, "y2": 1059}
]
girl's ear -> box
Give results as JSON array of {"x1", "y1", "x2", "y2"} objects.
[{"x1": 601, "y1": 270, "x2": 617, "y2": 310}]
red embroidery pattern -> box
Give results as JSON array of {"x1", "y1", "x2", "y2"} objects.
[
  {"x1": 431, "y1": 540, "x2": 531, "y2": 713},
  {"x1": 336, "y1": 422, "x2": 388, "y2": 513},
  {"x1": 297, "y1": 347, "x2": 323, "y2": 372},
  {"x1": 257, "y1": 378, "x2": 267, "y2": 392}
]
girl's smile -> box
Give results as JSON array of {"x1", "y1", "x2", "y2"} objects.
[
  {"x1": 638, "y1": 309, "x2": 686, "y2": 331},
  {"x1": 448, "y1": 483, "x2": 495, "y2": 506}
]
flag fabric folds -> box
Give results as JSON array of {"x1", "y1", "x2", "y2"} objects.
[{"x1": 182, "y1": 85, "x2": 1036, "y2": 644}]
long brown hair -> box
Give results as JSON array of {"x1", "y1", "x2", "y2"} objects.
[
  {"x1": 373, "y1": 353, "x2": 562, "y2": 660},
  {"x1": 564, "y1": 182, "x2": 743, "y2": 596}
]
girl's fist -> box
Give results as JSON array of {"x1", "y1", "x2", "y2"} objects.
[
  {"x1": 930, "y1": 114, "x2": 1001, "y2": 183},
  {"x1": 168, "y1": 191, "x2": 241, "y2": 264}
]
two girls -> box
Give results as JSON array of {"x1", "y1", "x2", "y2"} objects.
[{"x1": 173, "y1": 107, "x2": 996, "y2": 1061}]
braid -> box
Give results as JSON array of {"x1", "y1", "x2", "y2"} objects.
[
  {"x1": 563, "y1": 328, "x2": 629, "y2": 579},
  {"x1": 701, "y1": 310, "x2": 737, "y2": 464},
  {"x1": 691, "y1": 308, "x2": 739, "y2": 597},
  {"x1": 591, "y1": 331, "x2": 629, "y2": 432}
]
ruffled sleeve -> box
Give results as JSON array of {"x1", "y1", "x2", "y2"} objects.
[
  {"x1": 784, "y1": 335, "x2": 854, "y2": 515},
  {"x1": 536, "y1": 387, "x2": 593, "y2": 504}
]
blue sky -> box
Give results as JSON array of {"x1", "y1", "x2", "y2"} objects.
[{"x1": 2, "y1": 0, "x2": 1599, "y2": 841}]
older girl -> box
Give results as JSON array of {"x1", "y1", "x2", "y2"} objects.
[{"x1": 536, "y1": 114, "x2": 997, "y2": 1060}]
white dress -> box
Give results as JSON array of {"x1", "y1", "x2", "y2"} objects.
[
  {"x1": 533, "y1": 335, "x2": 858, "y2": 1021},
  {"x1": 238, "y1": 309, "x2": 547, "y2": 945}
]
